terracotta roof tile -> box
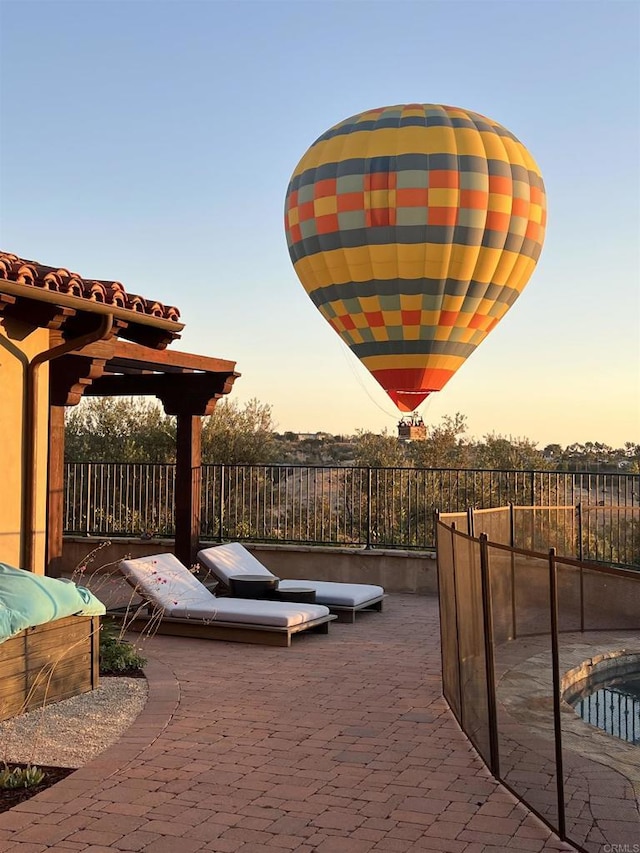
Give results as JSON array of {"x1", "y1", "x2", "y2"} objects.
[{"x1": 0, "y1": 251, "x2": 181, "y2": 323}]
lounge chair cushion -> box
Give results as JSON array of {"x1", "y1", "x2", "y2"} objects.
[
  {"x1": 120, "y1": 553, "x2": 330, "y2": 628},
  {"x1": 120, "y1": 553, "x2": 214, "y2": 612},
  {"x1": 169, "y1": 597, "x2": 329, "y2": 628},
  {"x1": 277, "y1": 579, "x2": 383, "y2": 608},
  {"x1": 198, "y1": 543, "x2": 274, "y2": 582},
  {"x1": 197, "y1": 543, "x2": 384, "y2": 608}
]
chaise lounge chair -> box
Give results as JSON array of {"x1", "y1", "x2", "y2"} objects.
[
  {"x1": 115, "y1": 553, "x2": 336, "y2": 647},
  {"x1": 197, "y1": 543, "x2": 385, "y2": 623}
]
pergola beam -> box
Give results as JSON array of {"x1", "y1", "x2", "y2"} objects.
[
  {"x1": 84, "y1": 372, "x2": 237, "y2": 416},
  {"x1": 69, "y1": 337, "x2": 237, "y2": 375}
]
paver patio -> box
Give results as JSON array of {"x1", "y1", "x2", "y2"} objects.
[{"x1": 0, "y1": 595, "x2": 578, "y2": 852}]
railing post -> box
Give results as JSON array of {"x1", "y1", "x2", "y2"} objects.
[
  {"x1": 576, "y1": 502, "x2": 583, "y2": 562},
  {"x1": 467, "y1": 506, "x2": 474, "y2": 537},
  {"x1": 575, "y1": 502, "x2": 585, "y2": 632},
  {"x1": 548, "y1": 547, "x2": 566, "y2": 841},
  {"x1": 509, "y1": 502, "x2": 517, "y2": 640},
  {"x1": 85, "y1": 463, "x2": 92, "y2": 535},
  {"x1": 365, "y1": 467, "x2": 372, "y2": 549},
  {"x1": 217, "y1": 464, "x2": 225, "y2": 543},
  {"x1": 479, "y1": 533, "x2": 500, "y2": 776}
]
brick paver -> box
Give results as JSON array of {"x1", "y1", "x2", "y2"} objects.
[{"x1": 0, "y1": 596, "x2": 578, "y2": 851}]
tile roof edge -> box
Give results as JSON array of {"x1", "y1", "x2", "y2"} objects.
[{"x1": 0, "y1": 251, "x2": 182, "y2": 326}]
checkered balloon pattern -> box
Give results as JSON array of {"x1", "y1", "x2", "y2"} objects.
[{"x1": 284, "y1": 104, "x2": 547, "y2": 412}]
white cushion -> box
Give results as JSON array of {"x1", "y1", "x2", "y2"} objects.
[
  {"x1": 169, "y1": 597, "x2": 329, "y2": 627},
  {"x1": 121, "y1": 553, "x2": 214, "y2": 611},
  {"x1": 120, "y1": 553, "x2": 329, "y2": 627},
  {"x1": 198, "y1": 544, "x2": 384, "y2": 608},
  {"x1": 277, "y1": 580, "x2": 384, "y2": 608},
  {"x1": 198, "y1": 543, "x2": 275, "y2": 583}
]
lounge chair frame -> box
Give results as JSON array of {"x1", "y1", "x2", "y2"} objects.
[
  {"x1": 108, "y1": 605, "x2": 334, "y2": 647},
  {"x1": 324, "y1": 597, "x2": 385, "y2": 623}
]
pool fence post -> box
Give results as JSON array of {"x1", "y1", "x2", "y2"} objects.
[
  {"x1": 479, "y1": 533, "x2": 500, "y2": 776},
  {"x1": 549, "y1": 546, "x2": 566, "y2": 840}
]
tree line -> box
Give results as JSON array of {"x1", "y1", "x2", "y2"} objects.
[{"x1": 64, "y1": 397, "x2": 640, "y2": 472}]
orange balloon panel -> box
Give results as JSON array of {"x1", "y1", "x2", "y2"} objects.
[{"x1": 285, "y1": 104, "x2": 547, "y2": 411}]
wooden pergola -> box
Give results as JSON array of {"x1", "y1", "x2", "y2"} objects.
[
  {"x1": 48, "y1": 337, "x2": 239, "y2": 573},
  {"x1": 0, "y1": 253, "x2": 239, "y2": 575}
]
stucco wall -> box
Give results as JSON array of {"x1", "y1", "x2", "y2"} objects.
[
  {"x1": 61, "y1": 536, "x2": 438, "y2": 594},
  {"x1": 0, "y1": 322, "x2": 50, "y2": 573}
]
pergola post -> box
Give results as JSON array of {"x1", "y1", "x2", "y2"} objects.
[
  {"x1": 46, "y1": 405, "x2": 66, "y2": 577},
  {"x1": 175, "y1": 413, "x2": 202, "y2": 568}
]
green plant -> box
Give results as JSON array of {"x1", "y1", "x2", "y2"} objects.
[
  {"x1": 0, "y1": 765, "x2": 45, "y2": 789},
  {"x1": 99, "y1": 620, "x2": 147, "y2": 675}
]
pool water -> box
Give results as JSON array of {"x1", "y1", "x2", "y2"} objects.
[{"x1": 572, "y1": 673, "x2": 640, "y2": 745}]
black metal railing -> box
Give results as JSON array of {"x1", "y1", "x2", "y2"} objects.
[
  {"x1": 436, "y1": 511, "x2": 640, "y2": 852},
  {"x1": 64, "y1": 462, "x2": 176, "y2": 538},
  {"x1": 63, "y1": 462, "x2": 640, "y2": 563},
  {"x1": 575, "y1": 685, "x2": 640, "y2": 745}
]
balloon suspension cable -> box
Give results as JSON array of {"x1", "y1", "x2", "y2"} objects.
[
  {"x1": 418, "y1": 394, "x2": 434, "y2": 422},
  {"x1": 339, "y1": 343, "x2": 397, "y2": 419}
]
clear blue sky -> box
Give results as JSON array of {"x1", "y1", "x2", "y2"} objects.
[{"x1": 1, "y1": 0, "x2": 639, "y2": 448}]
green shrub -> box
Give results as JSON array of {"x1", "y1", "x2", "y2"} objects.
[
  {"x1": 0, "y1": 765, "x2": 45, "y2": 789},
  {"x1": 99, "y1": 619, "x2": 147, "y2": 675}
]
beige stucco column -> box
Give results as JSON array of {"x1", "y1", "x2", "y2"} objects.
[{"x1": 0, "y1": 321, "x2": 50, "y2": 573}]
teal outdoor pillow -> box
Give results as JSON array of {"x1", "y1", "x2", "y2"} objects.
[{"x1": 0, "y1": 562, "x2": 105, "y2": 643}]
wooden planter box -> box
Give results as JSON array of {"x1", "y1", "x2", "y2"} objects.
[{"x1": 0, "y1": 615, "x2": 100, "y2": 722}]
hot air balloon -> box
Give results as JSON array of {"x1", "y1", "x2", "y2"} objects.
[{"x1": 284, "y1": 104, "x2": 546, "y2": 412}]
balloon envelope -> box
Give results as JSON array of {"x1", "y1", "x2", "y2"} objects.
[{"x1": 284, "y1": 104, "x2": 547, "y2": 411}]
